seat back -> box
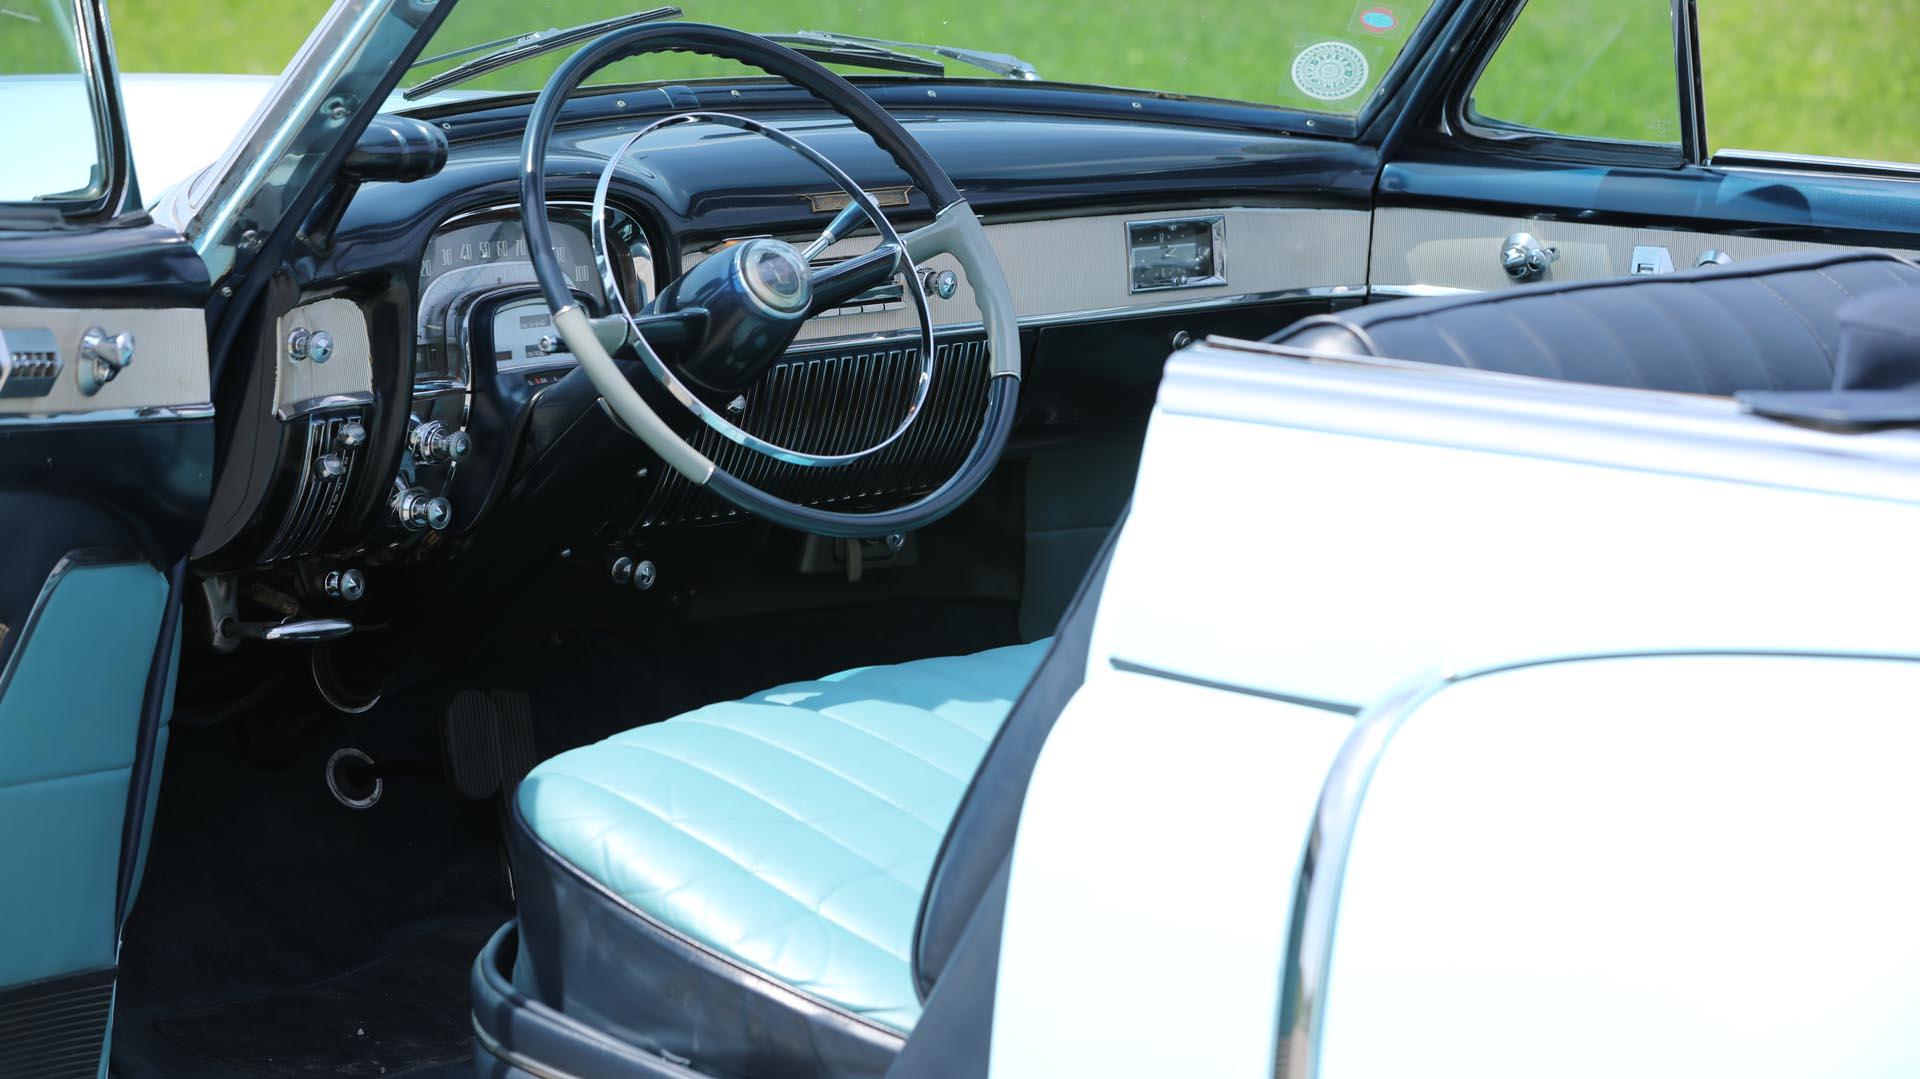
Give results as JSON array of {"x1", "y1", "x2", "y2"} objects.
[{"x1": 1270, "y1": 250, "x2": 1920, "y2": 393}]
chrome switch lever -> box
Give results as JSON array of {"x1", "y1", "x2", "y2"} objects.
[
  {"x1": 76, "y1": 325, "x2": 135, "y2": 395},
  {"x1": 222, "y1": 618, "x2": 355, "y2": 643}
]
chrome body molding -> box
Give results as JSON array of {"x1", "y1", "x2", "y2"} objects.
[
  {"x1": 1274, "y1": 671, "x2": 1441, "y2": 1079},
  {"x1": 0, "y1": 548, "x2": 146, "y2": 697}
]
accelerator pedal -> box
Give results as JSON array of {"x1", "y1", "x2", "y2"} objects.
[
  {"x1": 441, "y1": 690, "x2": 503, "y2": 800},
  {"x1": 489, "y1": 690, "x2": 539, "y2": 792}
]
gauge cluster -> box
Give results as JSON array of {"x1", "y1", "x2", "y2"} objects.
[{"x1": 414, "y1": 202, "x2": 654, "y2": 386}]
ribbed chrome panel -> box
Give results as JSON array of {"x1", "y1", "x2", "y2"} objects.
[
  {"x1": 257, "y1": 410, "x2": 363, "y2": 564},
  {"x1": 636, "y1": 336, "x2": 991, "y2": 528},
  {"x1": 0, "y1": 968, "x2": 113, "y2": 1079}
]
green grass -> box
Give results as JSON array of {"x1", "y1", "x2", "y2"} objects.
[{"x1": 98, "y1": 0, "x2": 1920, "y2": 163}]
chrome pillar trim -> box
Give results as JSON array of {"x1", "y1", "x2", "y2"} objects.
[{"x1": 1274, "y1": 671, "x2": 1448, "y2": 1079}]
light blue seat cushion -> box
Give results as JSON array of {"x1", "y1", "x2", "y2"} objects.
[{"x1": 517, "y1": 639, "x2": 1049, "y2": 1032}]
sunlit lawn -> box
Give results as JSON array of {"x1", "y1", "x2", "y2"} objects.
[{"x1": 100, "y1": 0, "x2": 1920, "y2": 164}]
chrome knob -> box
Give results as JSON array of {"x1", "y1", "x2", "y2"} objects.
[
  {"x1": 314, "y1": 453, "x2": 347, "y2": 479},
  {"x1": 1696, "y1": 249, "x2": 1734, "y2": 268},
  {"x1": 338, "y1": 419, "x2": 368, "y2": 447},
  {"x1": 409, "y1": 418, "x2": 472, "y2": 463},
  {"x1": 632, "y1": 559, "x2": 657, "y2": 591},
  {"x1": 324, "y1": 568, "x2": 366, "y2": 602},
  {"x1": 1500, "y1": 232, "x2": 1559, "y2": 283},
  {"x1": 609, "y1": 556, "x2": 635, "y2": 585},
  {"x1": 920, "y1": 268, "x2": 959, "y2": 300},
  {"x1": 287, "y1": 327, "x2": 311, "y2": 362},
  {"x1": 392, "y1": 485, "x2": 452, "y2": 531},
  {"x1": 76, "y1": 325, "x2": 135, "y2": 395},
  {"x1": 308, "y1": 330, "x2": 334, "y2": 364}
]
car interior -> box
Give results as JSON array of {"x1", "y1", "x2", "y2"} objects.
[{"x1": 6, "y1": 2, "x2": 1919, "y2": 1077}]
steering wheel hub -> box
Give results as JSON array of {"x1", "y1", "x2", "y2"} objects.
[{"x1": 738, "y1": 240, "x2": 812, "y2": 316}]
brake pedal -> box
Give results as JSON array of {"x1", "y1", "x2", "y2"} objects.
[{"x1": 442, "y1": 690, "x2": 503, "y2": 800}]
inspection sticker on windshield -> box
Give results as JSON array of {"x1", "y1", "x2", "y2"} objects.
[
  {"x1": 1291, "y1": 41, "x2": 1370, "y2": 101},
  {"x1": 1353, "y1": 4, "x2": 1402, "y2": 34}
]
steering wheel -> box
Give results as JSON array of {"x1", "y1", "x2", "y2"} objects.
[{"x1": 519, "y1": 22, "x2": 1020, "y2": 539}]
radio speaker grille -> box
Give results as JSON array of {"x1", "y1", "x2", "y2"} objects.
[{"x1": 636, "y1": 336, "x2": 991, "y2": 528}]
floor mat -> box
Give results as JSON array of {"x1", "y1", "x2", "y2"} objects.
[{"x1": 150, "y1": 923, "x2": 492, "y2": 1078}]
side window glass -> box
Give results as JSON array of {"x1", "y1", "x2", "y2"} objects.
[
  {"x1": 0, "y1": 0, "x2": 108, "y2": 202},
  {"x1": 1468, "y1": 0, "x2": 1679, "y2": 146},
  {"x1": 1700, "y1": 5, "x2": 1920, "y2": 165}
]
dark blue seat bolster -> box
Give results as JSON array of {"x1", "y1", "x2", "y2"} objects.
[{"x1": 1269, "y1": 251, "x2": 1920, "y2": 395}]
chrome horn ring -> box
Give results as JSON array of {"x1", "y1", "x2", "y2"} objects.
[{"x1": 589, "y1": 110, "x2": 937, "y2": 468}]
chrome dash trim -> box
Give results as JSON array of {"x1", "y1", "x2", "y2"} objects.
[
  {"x1": 1369, "y1": 283, "x2": 1481, "y2": 299},
  {"x1": 0, "y1": 402, "x2": 215, "y2": 426},
  {"x1": 1274, "y1": 671, "x2": 1446, "y2": 1079},
  {"x1": 279, "y1": 391, "x2": 373, "y2": 417}
]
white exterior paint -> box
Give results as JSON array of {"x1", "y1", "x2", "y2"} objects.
[
  {"x1": 991, "y1": 670, "x2": 1352, "y2": 1078},
  {"x1": 1323, "y1": 654, "x2": 1920, "y2": 1079},
  {"x1": 994, "y1": 343, "x2": 1920, "y2": 1077}
]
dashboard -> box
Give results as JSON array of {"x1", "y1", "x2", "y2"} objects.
[{"x1": 198, "y1": 86, "x2": 1372, "y2": 595}]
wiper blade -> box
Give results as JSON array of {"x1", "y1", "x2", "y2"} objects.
[
  {"x1": 776, "y1": 30, "x2": 1041, "y2": 81},
  {"x1": 402, "y1": 6, "x2": 681, "y2": 101},
  {"x1": 758, "y1": 34, "x2": 944, "y2": 77}
]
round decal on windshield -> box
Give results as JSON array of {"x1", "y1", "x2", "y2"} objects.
[{"x1": 1290, "y1": 41, "x2": 1370, "y2": 101}]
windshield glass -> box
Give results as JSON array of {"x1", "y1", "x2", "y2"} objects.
[
  {"x1": 413, "y1": 1, "x2": 1441, "y2": 116},
  {"x1": 0, "y1": 0, "x2": 107, "y2": 202}
]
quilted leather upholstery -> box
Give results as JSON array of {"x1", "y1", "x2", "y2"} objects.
[
  {"x1": 517, "y1": 640, "x2": 1049, "y2": 1033},
  {"x1": 1271, "y1": 250, "x2": 1920, "y2": 394}
]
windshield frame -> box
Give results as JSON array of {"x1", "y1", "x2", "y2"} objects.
[
  {"x1": 399, "y1": 4, "x2": 1467, "y2": 137},
  {"x1": 0, "y1": 0, "x2": 137, "y2": 217}
]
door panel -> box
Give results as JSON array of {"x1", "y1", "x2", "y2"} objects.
[
  {"x1": 1372, "y1": 204, "x2": 1920, "y2": 295},
  {"x1": 0, "y1": 255, "x2": 210, "y2": 1074}
]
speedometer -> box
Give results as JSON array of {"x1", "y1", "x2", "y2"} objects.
[{"x1": 414, "y1": 203, "x2": 655, "y2": 385}]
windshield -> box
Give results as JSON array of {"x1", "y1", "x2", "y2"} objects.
[{"x1": 412, "y1": 1, "x2": 1441, "y2": 116}]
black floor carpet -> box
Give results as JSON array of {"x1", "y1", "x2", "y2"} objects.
[
  {"x1": 151, "y1": 924, "x2": 492, "y2": 1079},
  {"x1": 114, "y1": 596, "x2": 1019, "y2": 1077}
]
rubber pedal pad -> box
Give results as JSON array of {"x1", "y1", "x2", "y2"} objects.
[
  {"x1": 441, "y1": 689, "x2": 502, "y2": 800},
  {"x1": 490, "y1": 690, "x2": 539, "y2": 791}
]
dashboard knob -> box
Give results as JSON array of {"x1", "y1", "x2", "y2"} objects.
[
  {"x1": 324, "y1": 568, "x2": 366, "y2": 602},
  {"x1": 338, "y1": 419, "x2": 368, "y2": 447},
  {"x1": 409, "y1": 418, "x2": 472, "y2": 463},
  {"x1": 920, "y1": 268, "x2": 959, "y2": 300},
  {"x1": 392, "y1": 485, "x2": 453, "y2": 531},
  {"x1": 76, "y1": 325, "x2": 135, "y2": 395},
  {"x1": 314, "y1": 453, "x2": 347, "y2": 479},
  {"x1": 308, "y1": 330, "x2": 335, "y2": 365}
]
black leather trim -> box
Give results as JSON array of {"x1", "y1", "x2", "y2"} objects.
[
  {"x1": 472, "y1": 922, "x2": 712, "y2": 1079},
  {"x1": 911, "y1": 508, "x2": 1126, "y2": 1000},
  {"x1": 1269, "y1": 251, "x2": 1920, "y2": 396},
  {"x1": 886, "y1": 857, "x2": 1011, "y2": 1079},
  {"x1": 507, "y1": 797, "x2": 905, "y2": 1079}
]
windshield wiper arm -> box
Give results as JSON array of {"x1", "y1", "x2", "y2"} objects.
[
  {"x1": 403, "y1": 6, "x2": 681, "y2": 101},
  {"x1": 775, "y1": 30, "x2": 1041, "y2": 81},
  {"x1": 757, "y1": 34, "x2": 945, "y2": 77}
]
